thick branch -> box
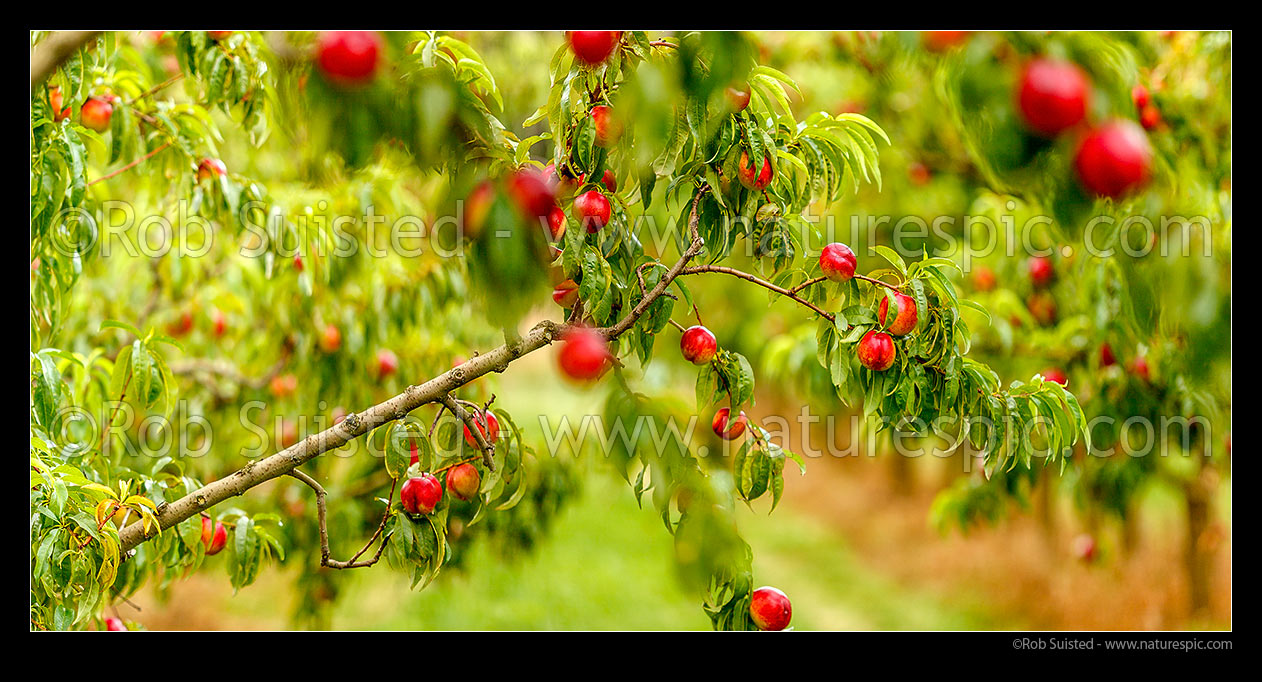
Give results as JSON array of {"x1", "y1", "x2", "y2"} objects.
[
  {"x1": 30, "y1": 31, "x2": 102, "y2": 89},
  {"x1": 117, "y1": 187, "x2": 712, "y2": 556},
  {"x1": 117, "y1": 319, "x2": 566, "y2": 553}
]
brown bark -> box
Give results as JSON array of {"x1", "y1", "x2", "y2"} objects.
[
  {"x1": 117, "y1": 190, "x2": 709, "y2": 556},
  {"x1": 30, "y1": 31, "x2": 102, "y2": 89}
]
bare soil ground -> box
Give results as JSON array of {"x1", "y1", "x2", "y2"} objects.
[{"x1": 755, "y1": 395, "x2": 1232, "y2": 630}]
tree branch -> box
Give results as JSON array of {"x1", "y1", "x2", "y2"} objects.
[
  {"x1": 169, "y1": 356, "x2": 287, "y2": 390},
  {"x1": 116, "y1": 317, "x2": 569, "y2": 554},
  {"x1": 30, "y1": 31, "x2": 102, "y2": 89},
  {"x1": 88, "y1": 141, "x2": 173, "y2": 186},
  {"x1": 601, "y1": 190, "x2": 706, "y2": 339},
  {"x1": 439, "y1": 394, "x2": 495, "y2": 470},
  {"x1": 116, "y1": 187, "x2": 713, "y2": 556},
  {"x1": 680, "y1": 264, "x2": 836, "y2": 321},
  {"x1": 288, "y1": 469, "x2": 393, "y2": 569}
]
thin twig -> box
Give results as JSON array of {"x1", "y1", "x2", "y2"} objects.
[
  {"x1": 88, "y1": 142, "x2": 172, "y2": 186},
  {"x1": 680, "y1": 264, "x2": 836, "y2": 322},
  {"x1": 788, "y1": 275, "x2": 828, "y2": 295},
  {"x1": 288, "y1": 469, "x2": 395, "y2": 570},
  {"x1": 127, "y1": 73, "x2": 184, "y2": 105},
  {"x1": 440, "y1": 395, "x2": 495, "y2": 470}
]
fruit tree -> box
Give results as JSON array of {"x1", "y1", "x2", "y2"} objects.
[{"x1": 30, "y1": 30, "x2": 1226, "y2": 631}]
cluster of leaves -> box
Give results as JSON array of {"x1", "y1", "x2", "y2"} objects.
[
  {"x1": 368, "y1": 407, "x2": 533, "y2": 588},
  {"x1": 294, "y1": 31, "x2": 512, "y2": 169},
  {"x1": 545, "y1": 32, "x2": 891, "y2": 628},
  {"x1": 932, "y1": 31, "x2": 1231, "y2": 532},
  {"x1": 30, "y1": 31, "x2": 586, "y2": 630},
  {"x1": 30, "y1": 317, "x2": 291, "y2": 628},
  {"x1": 31, "y1": 32, "x2": 276, "y2": 345}
]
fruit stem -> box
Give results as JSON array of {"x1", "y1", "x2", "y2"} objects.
[{"x1": 126, "y1": 73, "x2": 185, "y2": 106}]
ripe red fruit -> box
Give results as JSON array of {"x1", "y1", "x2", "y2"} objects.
[
  {"x1": 315, "y1": 31, "x2": 382, "y2": 88},
  {"x1": 463, "y1": 180, "x2": 496, "y2": 239},
  {"x1": 105, "y1": 617, "x2": 128, "y2": 631},
  {"x1": 269, "y1": 373, "x2": 298, "y2": 398},
  {"x1": 877, "y1": 292, "x2": 918, "y2": 336},
  {"x1": 542, "y1": 161, "x2": 561, "y2": 187},
  {"x1": 1129, "y1": 355, "x2": 1151, "y2": 382},
  {"x1": 547, "y1": 205, "x2": 567, "y2": 241},
  {"x1": 80, "y1": 96, "x2": 114, "y2": 132},
  {"x1": 568, "y1": 31, "x2": 621, "y2": 66},
  {"x1": 1028, "y1": 255, "x2": 1054, "y2": 287},
  {"x1": 446, "y1": 463, "x2": 482, "y2": 501},
  {"x1": 1043, "y1": 368, "x2": 1068, "y2": 386},
  {"x1": 208, "y1": 31, "x2": 233, "y2": 41},
  {"x1": 543, "y1": 162, "x2": 580, "y2": 196},
  {"x1": 922, "y1": 31, "x2": 970, "y2": 52},
  {"x1": 749, "y1": 586, "x2": 792, "y2": 631},
  {"x1": 907, "y1": 161, "x2": 931, "y2": 186},
  {"x1": 202, "y1": 516, "x2": 228, "y2": 556},
  {"x1": 819, "y1": 242, "x2": 857, "y2": 282},
  {"x1": 197, "y1": 158, "x2": 227, "y2": 182},
  {"x1": 401, "y1": 474, "x2": 442, "y2": 515},
  {"x1": 711, "y1": 407, "x2": 748, "y2": 440},
  {"x1": 1071, "y1": 533, "x2": 1097, "y2": 563},
  {"x1": 557, "y1": 326, "x2": 612, "y2": 382},
  {"x1": 319, "y1": 323, "x2": 341, "y2": 352},
  {"x1": 507, "y1": 169, "x2": 557, "y2": 221},
  {"x1": 857, "y1": 330, "x2": 896, "y2": 371},
  {"x1": 725, "y1": 85, "x2": 751, "y2": 112},
  {"x1": 580, "y1": 169, "x2": 618, "y2": 193},
  {"x1": 280, "y1": 419, "x2": 299, "y2": 448},
  {"x1": 462, "y1": 410, "x2": 500, "y2": 448},
  {"x1": 552, "y1": 279, "x2": 580, "y2": 308},
  {"x1": 212, "y1": 310, "x2": 227, "y2": 337},
  {"x1": 1099, "y1": 343, "x2": 1117, "y2": 368},
  {"x1": 293, "y1": 254, "x2": 304, "y2": 271},
  {"x1": 1017, "y1": 58, "x2": 1091, "y2": 137},
  {"x1": 376, "y1": 349, "x2": 399, "y2": 378},
  {"x1": 48, "y1": 86, "x2": 70, "y2": 122},
  {"x1": 573, "y1": 190, "x2": 611, "y2": 233},
  {"x1": 591, "y1": 105, "x2": 622, "y2": 147},
  {"x1": 972, "y1": 265, "x2": 997, "y2": 291},
  {"x1": 169, "y1": 310, "x2": 194, "y2": 337},
  {"x1": 1131, "y1": 84, "x2": 1151, "y2": 109},
  {"x1": 1026, "y1": 291, "x2": 1058, "y2": 326},
  {"x1": 1138, "y1": 104, "x2": 1162, "y2": 131},
  {"x1": 737, "y1": 150, "x2": 773, "y2": 191},
  {"x1": 1073, "y1": 120, "x2": 1153, "y2": 199},
  {"x1": 679, "y1": 325, "x2": 718, "y2": 365}
]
